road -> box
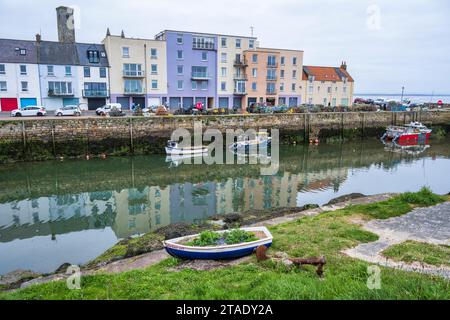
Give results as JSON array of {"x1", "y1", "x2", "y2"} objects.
[{"x1": 0, "y1": 110, "x2": 134, "y2": 119}]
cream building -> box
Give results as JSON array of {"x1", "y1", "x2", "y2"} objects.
[
  {"x1": 217, "y1": 35, "x2": 257, "y2": 109},
  {"x1": 301, "y1": 62, "x2": 354, "y2": 107},
  {"x1": 103, "y1": 33, "x2": 167, "y2": 109}
]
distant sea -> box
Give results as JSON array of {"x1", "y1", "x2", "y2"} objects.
[{"x1": 355, "y1": 94, "x2": 450, "y2": 104}]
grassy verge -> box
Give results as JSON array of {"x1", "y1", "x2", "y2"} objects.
[
  {"x1": 382, "y1": 241, "x2": 450, "y2": 267},
  {"x1": 1, "y1": 188, "x2": 448, "y2": 300}
]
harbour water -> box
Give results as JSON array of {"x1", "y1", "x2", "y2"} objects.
[
  {"x1": 1, "y1": 138, "x2": 450, "y2": 275},
  {"x1": 356, "y1": 94, "x2": 450, "y2": 104}
]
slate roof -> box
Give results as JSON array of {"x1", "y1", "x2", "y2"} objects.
[
  {"x1": 303, "y1": 65, "x2": 354, "y2": 82},
  {"x1": 0, "y1": 39, "x2": 38, "y2": 64},
  {"x1": 0, "y1": 38, "x2": 109, "y2": 67}
]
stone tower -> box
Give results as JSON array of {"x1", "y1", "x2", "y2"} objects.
[{"x1": 56, "y1": 6, "x2": 76, "y2": 43}]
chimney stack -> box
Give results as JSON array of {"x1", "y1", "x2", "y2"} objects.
[
  {"x1": 106, "y1": 28, "x2": 111, "y2": 37},
  {"x1": 35, "y1": 33, "x2": 42, "y2": 42},
  {"x1": 340, "y1": 61, "x2": 347, "y2": 70},
  {"x1": 56, "y1": 6, "x2": 76, "y2": 43},
  {"x1": 121, "y1": 30, "x2": 125, "y2": 38}
]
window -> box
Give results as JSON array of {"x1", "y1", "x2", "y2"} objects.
[
  {"x1": 293, "y1": 57, "x2": 297, "y2": 65},
  {"x1": 221, "y1": 67, "x2": 227, "y2": 77},
  {"x1": 151, "y1": 64, "x2": 158, "y2": 74},
  {"x1": 221, "y1": 37, "x2": 227, "y2": 47},
  {"x1": 192, "y1": 81, "x2": 197, "y2": 90},
  {"x1": 252, "y1": 82, "x2": 257, "y2": 91},
  {"x1": 176, "y1": 34, "x2": 183, "y2": 44},
  {"x1": 280, "y1": 83, "x2": 284, "y2": 91},
  {"x1": 327, "y1": 87, "x2": 332, "y2": 93},
  {"x1": 151, "y1": 48, "x2": 157, "y2": 59},
  {"x1": 252, "y1": 68, "x2": 257, "y2": 77},
  {"x1": 20, "y1": 49, "x2": 26, "y2": 56},
  {"x1": 177, "y1": 50, "x2": 184, "y2": 60},
  {"x1": 177, "y1": 65, "x2": 184, "y2": 75},
  {"x1": 249, "y1": 40, "x2": 255, "y2": 49},
  {"x1": 252, "y1": 54, "x2": 258, "y2": 63},
  {"x1": 343, "y1": 87, "x2": 347, "y2": 93},
  {"x1": 235, "y1": 81, "x2": 245, "y2": 93},
  {"x1": 192, "y1": 36, "x2": 215, "y2": 50},
  {"x1": 192, "y1": 66, "x2": 208, "y2": 78},
  {"x1": 266, "y1": 82, "x2": 276, "y2": 94},
  {"x1": 267, "y1": 69, "x2": 276, "y2": 80},
  {"x1": 84, "y1": 67, "x2": 91, "y2": 77},
  {"x1": 267, "y1": 55, "x2": 277, "y2": 67},
  {"x1": 292, "y1": 70, "x2": 297, "y2": 79},
  {"x1": 235, "y1": 39, "x2": 241, "y2": 48},
  {"x1": 122, "y1": 47, "x2": 130, "y2": 58},
  {"x1": 0, "y1": 81, "x2": 7, "y2": 91},
  {"x1": 65, "y1": 66, "x2": 72, "y2": 76},
  {"x1": 317, "y1": 86, "x2": 321, "y2": 92},
  {"x1": 201, "y1": 81, "x2": 207, "y2": 90},
  {"x1": 84, "y1": 82, "x2": 107, "y2": 95},
  {"x1": 47, "y1": 66, "x2": 54, "y2": 76},
  {"x1": 281, "y1": 57, "x2": 285, "y2": 65},
  {"x1": 151, "y1": 80, "x2": 158, "y2": 89},
  {"x1": 100, "y1": 67, "x2": 107, "y2": 78},
  {"x1": 221, "y1": 81, "x2": 226, "y2": 91},
  {"x1": 20, "y1": 65, "x2": 27, "y2": 75},
  {"x1": 21, "y1": 81, "x2": 28, "y2": 92},
  {"x1": 87, "y1": 50, "x2": 100, "y2": 63},
  {"x1": 124, "y1": 79, "x2": 143, "y2": 94},
  {"x1": 221, "y1": 53, "x2": 227, "y2": 63},
  {"x1": 100, "y1": 51, "x2": 107, "y2": 58},
  {"x1": 123, "y1": 64, "x2": 143, "y2": 76},
  {"x1": 308, "y1": 85, "x2": 313, "y2": 93},
  {"x1": 0, "y1": 64, "x2": 5, "y2": 75},
  {"x1": 202, "y1": 52, "x2": 208, "y2": 61},
  {"x1": 292, "y1": 83, "x2": 296, "y2": 91},
  {"x1": 177, "y1": 80, "x2": 184, "y2": 90},
  {"x1": 280, "y1": 70, "x2": 285, "y2": 78},
  {"x1": 48, "y1": 81, "x2": 73, "y2": 95}
]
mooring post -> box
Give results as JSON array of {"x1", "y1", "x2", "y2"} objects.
[
  {"x1": 21, "y1": 120, "x2": 26, "y2": 153},
  {"x1": 129, "y1": 117, "x2": 134, "y2": 154},
  {"x1": 51, "y1": 120, "x2": 56, "y2": 157},
  {"x1": 361, "y1": 112, "x2": 365, "y2": 139},
  {"x1": 304, "y1": 113, "x2": 308, "y2": 142},
  {"x1": 341, "y1": 112, "x2": 344, "y2": 140}
]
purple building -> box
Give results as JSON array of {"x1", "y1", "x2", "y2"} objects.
[{"x1": 156, "y1": 30, "x2": 218, "y2": 110}]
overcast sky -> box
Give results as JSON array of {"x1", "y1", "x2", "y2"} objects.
[{"x1": 1, "y1": 0, "x2": 449, "y2": 94}]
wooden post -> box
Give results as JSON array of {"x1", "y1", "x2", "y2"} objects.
[
  {"x1": 51, "y1": 121, "x2": 56, "y2": 157},
  {"x1": 129, "y1": 117, "x2": 134, "y2": 154},
  {"x1": 21, "y1": 120, "x2": 27, "y2": 153},
  {"x1": 361, "y1": 112, "x2": 365, "y2": 139}
]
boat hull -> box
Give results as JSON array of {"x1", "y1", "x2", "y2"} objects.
[
  {"x1": 163, "y1": 227, "x2": 273, "y2": 260},
  {"x1": 165, "y1": 147, "x2": 208, "y2": 155}
]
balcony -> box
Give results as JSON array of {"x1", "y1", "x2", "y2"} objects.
[
  {"x1": 192, "y1": 42, "x2": 215, "y2": 51},
  {"x1": 82, "y1": 90, "x2": 109, "y2": 98},
  {"x1": 48, "y1": 89, "x2": 74, "y2": 97},
  {"x1": 191, "y1": 72, "x2": 211, "y2": 80},
  {"x1": 234, "y1": 89, "x2": 247, "y2": 96},
  {"x1": 266, "y1": 76, "x2": 278, "y2": 81},
  {"x1": 123, "y1": 70, "x2": 145, "y2": 78},
  {"x1": 267, "y1": 63, "x2": 278, "y2": 68},
  {"x1": 233, "y1": 74, "x2": 248, "y2": 81},
  {"x1": 234, "y1": 59, "x2": 248, "y2": 67},
  {"x1": 266, "y1": 90, "x2": 277, "y2": 96},
  {"x1": 124, "y1": 87, "x2": 145, "y2": 95}
]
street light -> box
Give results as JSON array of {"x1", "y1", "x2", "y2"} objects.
[{"x1": 401, "y1": 86, "x2": 405, "y2": 103}]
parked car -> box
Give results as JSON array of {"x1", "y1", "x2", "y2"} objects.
[
  {"x1": 11, "y1": 106, "x2": 46, "y2": 117},
  {"x1": 96, "y1": 103, "x2": 122, "y2": 116},
  {"x1": 374, "y1": 98, "x2": 388, "y2": 109},
  {"x1": 54, "y1": 105, "x2": 82, "y2": 117},
  {"x1": 78, "y1": 103, "x2": 88, "y2": 111}
]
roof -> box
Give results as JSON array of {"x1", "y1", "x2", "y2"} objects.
[
  {"x1": 75, "y1": 43, "x2": 109, "y2": 67},
  {"x1": 0, "y1": 38, "x2": 110, "y2": 67},
  {"x1": 303, "y1": 65, "x2": 354, "y2": 82},
  {"x1": 0, "y1": 39, "x2": 38, "y2": 64},
  {"x1": 156, "y1": 29, "x2": 257, "y2": 40}
]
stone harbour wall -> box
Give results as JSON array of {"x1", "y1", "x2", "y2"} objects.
[{"x1": 0, "y1": 111, "x2": 449, "y2": 162}]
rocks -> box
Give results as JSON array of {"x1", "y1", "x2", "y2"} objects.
[
  {"x1": 0, "y1": 269, "x2": 41, "y2": 290},
  {"x1": 326, "y1": 193, "x2": 366, "y2": 206},
  {"x1": 223, "y1": 213, "x2": 243, "y2": 224},
  {"x1": 54, "y1": 263, "x2": 72, "y2": 274}
]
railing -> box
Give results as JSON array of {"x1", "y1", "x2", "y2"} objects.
[
  {"x1": 233, "y1": 74, "x2": 248, "y2": 81},
  {"x1": 191, "y1": 72, "x2": 211, "y2": 80},
  {"x1": 267, "y1": 63, "x2": 278, "y2": 68},
  {"x1": 48, "y1": 89, "x2": 74, "y2": 97},
  {"x1": 124, "y1": 87, "x2": 145, "y2": 95},
  {"x1": 266, "y1": 90, "x2": 277, "y2": 95},
  {"x1": 192, "y1": 42, "x2": 215, "y2": 50},
  {"x1": 82, "y1": 90, "x2": 109, "y2": 98},
  {"x1": 234, "y1": 59, "x2": 248, "y2": 67},
  {"x1": 266, "y1": 76, "x2": 278, "y2": 81},
  {"x1": 234, "y1": 89, "x2": 247, "y2": 95},
  {"x1": 123, "y1": 70, "x2": 145, "y2": 77}
]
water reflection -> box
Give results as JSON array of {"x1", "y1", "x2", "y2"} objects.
[{"x1": 0, "y1": 139, "x2": 449, "y2": 274}]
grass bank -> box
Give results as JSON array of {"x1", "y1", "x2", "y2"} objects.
[
  {"x1": 1, "y1": 188, "x2": 448, "y2": 300},
  {"x1": 382, "y1": 241, "x2": 450, "y2": 267}
]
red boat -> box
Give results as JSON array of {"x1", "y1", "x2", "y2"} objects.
[{"x1": 382, "y1": 122, "x2": 432, "y2": 142}]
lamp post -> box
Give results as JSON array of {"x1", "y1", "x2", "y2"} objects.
[{"x1": 401, "y1": 86, "x2": 405, "y2": 103}]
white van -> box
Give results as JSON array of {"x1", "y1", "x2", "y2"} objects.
[{"x1": 95, "y1": 103, "x2": 122, "y2": 116}]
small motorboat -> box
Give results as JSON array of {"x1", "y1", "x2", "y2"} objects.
[
  {"x1": 163, "y1": 226, "x2": 273, "y2": 260},
  {"x1": 230, "y1": 132, "x2": 272, "y2": 152},
  {"x1": 165, "y1": 141, "x2": 208, "y2": 156},
  {"x1": 381, "y1": 122, "x2": 432, "y2": 142}
]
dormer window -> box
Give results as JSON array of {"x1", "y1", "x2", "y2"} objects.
[
  {"x1": 87, "y1": 50, "x2": 100, "y2": 64},
  {"x1": 20, "y1": 49, "x2": 26, "y2": 56},
  {"x1": 308, "y1": 76, "x2": 314, "y2": 83},
  {"x1": 100, "y1": 51, "x2": 107, "y2": 58}
]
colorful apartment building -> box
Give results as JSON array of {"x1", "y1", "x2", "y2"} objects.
[
  {"x1": 1, "y1": 6, "x2": 355, "y2": 111},
  {"x1": 302, "y1": 62, "x2": 354, "y2": 107}
]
